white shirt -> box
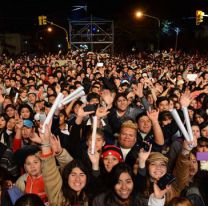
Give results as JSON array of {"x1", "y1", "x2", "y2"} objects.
[{"x1": 120, "y1": 147, "x2": 131, "y2": 161}]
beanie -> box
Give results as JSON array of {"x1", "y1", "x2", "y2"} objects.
[{"x1": 101, "y1": 145, "x2": 123, "y2": 162}]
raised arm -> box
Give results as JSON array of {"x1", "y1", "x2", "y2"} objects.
[{"x1": 147, "y1": 109, "x2": 164, "y2": 145}]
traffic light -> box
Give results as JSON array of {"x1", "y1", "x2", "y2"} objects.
[
  {"x1": 196, "y1": 10, "x2": 204, "y2": 25},
  {"x1": 38, "y1": 16, "x2": 47, "y2": 26}
]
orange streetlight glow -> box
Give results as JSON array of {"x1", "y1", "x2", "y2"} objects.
[
  {"x1": 47, "y1": 27, "x2": 52, "y2": 32},
  {"x1": 136, "y1": 11, "x2": 143, "y2": 18}
]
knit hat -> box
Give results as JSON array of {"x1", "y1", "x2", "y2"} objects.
[
  {"x1": 147, "y1": 152, "x2": 168, "y2": 164},
  {"x1": 101, "y1": 145, "x2": 123, "y2": 162}
]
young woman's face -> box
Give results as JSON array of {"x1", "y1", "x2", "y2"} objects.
[
  {"x1": 20, "y1": 108, "x2": 31, "y2": 119},
  {"x1": 59, "y1": 113, "x2": 66, "y2": 125},
  {"x1": 0, "y1": 117, "x2": 6, "y2": 129},
  {"x1": 68, "y1": 167, "x2": 87, "y2": 195},
  {"x1": 148, "y1": 160, "x2": 167, "y2": 180},
  {"x1": 114, "y1": 172, "x2": 134, "y2": 200},
  {"x1": 201, "y1": 126, "x2": 208, "y2": 138},
  {"x1": 191, "y1": 125, "x2": 200, "y2": 139},
  {"x1": 24, "y1": 155, "x2": 42, "y2": 177},
  {"x1": 188, "y1": 109, "x2": 194, "y2": 120},
  {"x1": 7, "y1": 118, "x2": 16, "y2": 131},
  {"x1": 189, "y1": 153, "x2": 198, "y2": 178},
  {"x1": 20, "y1": 90, "x2": 27, "y2": 98},
  {"x1": 194, "y1": 114, "x2": 204, "y2": 124},
  {"x1": 103, "y1": 155, "x2": 119, "y2": 172},
  {"x1": 6, "y1": 107, "x2": 15, "y2": 118}
]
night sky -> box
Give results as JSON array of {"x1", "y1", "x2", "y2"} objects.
[
  {"x1": 1, "y1": 0, "x2": 207, "y2": 30},
  {"x1": 1, "y1": 0, "x2": 208, "y2": 52}
]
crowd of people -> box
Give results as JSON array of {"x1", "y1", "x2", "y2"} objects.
[{"x1": 0, "y1": 49, "x2": 207, "y2": 206}]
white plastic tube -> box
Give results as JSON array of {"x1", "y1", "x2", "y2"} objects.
[
  {"x1": 42, "y1": 93, "x2": 64, "y2": 133},
  {"x1": 182, "y1": 107, "x2": 193, "y2": 141},
  {"x1": 60, "y1": 90, "x2": 85, "y2": 107},
  {"x1": 61, "y1": 86, "x2": 84, "y2": 105},
  {"x1": 91, "y1": 116, "x2": 97, "y2": 155},
  {"x1": 170, "y1": 109, "x2": 191, "y2": 141},
  {"x1": 14, "y1": 93, "x2": 19, "y2": 103}
]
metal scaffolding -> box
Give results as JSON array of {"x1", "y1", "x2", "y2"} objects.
[{"x1": 68, "y1": 16, "x2": 114, "y2": 54}]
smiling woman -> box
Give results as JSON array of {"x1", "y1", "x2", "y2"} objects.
[{"x1": 92, "y1": 163, "x2": 137, "y2": 206}]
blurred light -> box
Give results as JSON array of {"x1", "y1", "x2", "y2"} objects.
[
  {"x1": 24, "y1": 40, "x2": 28, "y2": 44},
  {"x1": 47, "y1": 27, "x2": 52, "y2": 32},
  {"x1": 92, "y1": 27, "x2": 96, "y2": 32},
  {"x1": 58, "y1": 44, "x2": 61, "y2": 48},
  {"x1": 136, "y1": 11, "x2": 143, "y2": 18},
  {"x1": 40, "y1": 37, "x2": 43, "y2": 40},
  {"x1": 97, "y1": 29, "x2": 100, "y2": 32}
]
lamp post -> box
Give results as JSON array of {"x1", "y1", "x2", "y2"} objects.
[
  {"x1": 136, "y1": 11, "x2": 161, "y2": 51},
  {"x1": 48, "y1": 21, "x2": 70, "y2": 50}
]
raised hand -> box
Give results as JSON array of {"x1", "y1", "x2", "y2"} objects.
[
  {"x1": 15, "y1": 112, "x2": 24, "y2": 130},
  {"x1": 31, "y1": 121, "x2": 52, "y2": 145},
  {"x1": 138, "y1": 144, "x2": 152, "y2": 168},
  {"x1": 180, "y1": 92, "x2": 194, "y2": 107},
  {"x1": 147, "y1": 109, "x2": 159, "y2": 123},
  {"x1": 182, "y1": 137, "x2": 197, "y2": 154},
  {"x1": 96, "y1": 106, "x2": 109, "y2": 119},
  {"x1": 153, "y1": 182, "x2": 170, "y2": 199},
  {"x1": 55, "y1": 84, "x2": 61, "y2": 94},
  {"x1": 88, "y1": 148, "x2": 100, "y2": 170},
  {"x1": 29, "y1": 132, "x2": 42, "y2": 144},
  {"x1": 50, "y1": 135, "x2": 63, "y2": 154},
  {"x1": 77, "y1": 105, "x2": 95, "y2": 118},
  {"x1": 133, "y1": 83, "x2": 144, "y2": 98},
  {"x1": 101, "y1": 89, "x2": 114, "y2": 107}
]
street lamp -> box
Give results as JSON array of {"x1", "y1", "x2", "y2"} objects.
[
  {"x1": 135, "y1": 11, "x2": 161, "y2": 51},
  {"x1": 47, "y1": 27, "x2": 52, "y2": 32},
  {"x1": 136, "y1": 11, "x2": 143, "y2": 18},
  {"x1": 49, "y1": 22, "x2": 70, "y2": 50}
]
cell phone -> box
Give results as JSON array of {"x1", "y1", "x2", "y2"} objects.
[
  {"x1": 136, "y1": 141, "x2": 150, "y2": 152},
  {"x1": 97, "y1": 62, "x2": 103, "y2": 67},
  {"x1": 157, "y1": 173, "x2": 176, "y2": 190},
  {"x1": 187, "y1": 74, "x2": 197, "y2": 81},
  {"x1": 83, "y1": 104, "x2": 98, "y2": 112}
]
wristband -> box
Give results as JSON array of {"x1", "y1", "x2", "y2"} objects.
[{"x1": 40, "y1": 143, "x2": 51, "y2": 147}]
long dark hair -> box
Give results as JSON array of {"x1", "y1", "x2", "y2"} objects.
[
  {"x1": 62, "y1": 159, "x2": 89, "y2": 205},
  {"x1": 194, "y1": 170, "x2": 208, "y2": 205},
  {"x1": 14, "y1": 194, "x2": 45, "y2": 206},
  {"x1": 104, "y1": 163, "x2": 137, "y2": 206}
]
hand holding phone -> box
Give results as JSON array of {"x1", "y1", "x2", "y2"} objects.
[
  {"x1": 83, "y1": 104, "x2": 98, "y2": 112},
  {"x1": 157, "y1": 173, "x2": 176, "y2": 190},
  {"x1": 97, "y1": 62, "x2": 103, "y2": 67}
]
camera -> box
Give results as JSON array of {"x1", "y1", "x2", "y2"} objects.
[
  {"x1": 136, "y1": 141, "x2": 150, "y2": 152},
  {"x1": 83, "y1": 104, "x2": 98, "y2": 112}
]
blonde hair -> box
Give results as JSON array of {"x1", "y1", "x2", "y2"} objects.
[{"x1": 121, "y1": 120, "x2": 138, "y2": 131}]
